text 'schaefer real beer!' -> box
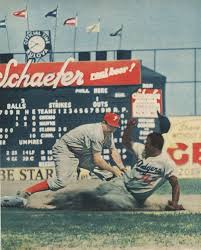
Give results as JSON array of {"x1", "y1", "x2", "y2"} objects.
[{"x1": 0, "y1": 58, "x2": 141, "y2": 89}]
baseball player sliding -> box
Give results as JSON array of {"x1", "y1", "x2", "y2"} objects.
[
  {"x1": 120, "y1": 117, "x2": 185, "y2": 211},
  {"x1": 88, "y1": 115, "x2": 184, "y2": 211},
  {"x1": 16, "y1": 112, "x2": 126, "y2": 202}
]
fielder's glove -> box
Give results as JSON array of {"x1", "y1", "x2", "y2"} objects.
[{"x1": 165, "y1": 200, "x2": 185, "y2": 211}]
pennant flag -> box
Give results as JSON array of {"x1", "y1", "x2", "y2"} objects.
[
  {"x1": 45, "y1": 8, "x2": 57, "y2": 18},
  {"x1": 86, "y1": 23, "x2": 100, "y2": 33},
  {"x1": 0, "y1": 19, "x2": 6, "y2": 28},
  {"x1": 64, "y1": 17, "x2": 77, "y2": 26},
  {"x1": 12, "y1": 9, "x2": 27, "y2": 18},
  {"x1": 110, "y1": 26, "x2": 123, "y2": 36}
]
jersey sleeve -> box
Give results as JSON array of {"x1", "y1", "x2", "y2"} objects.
[
  {"x1": 131, "y1": 142, "x2": 145, "y2": 159},
  {"x1": 164, "y1": 156, "x2": 178, "y2": 179},
  {"x1": 89, "y1": 124, "x2": 104, "y2": 153},
  {"x1": 91, "y1": 140, "x2": 103, "y2": 152},
  {"x1": 110, "y1": 134, "x2": 116, "y2": 149}
]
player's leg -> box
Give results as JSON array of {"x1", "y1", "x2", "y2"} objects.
[
  {"x1": 18, "y1": 144, "x2": 79, "y2": 197},
  {"x1": 17, "y1": 179, "x2": 50, "y2": 197},
  {"x1": 47, "y1": 148, "x2": 79, "y2": 191},
  {"x1": 1, "y1": 145, "x2": 78, "y2": 207},
  {"x1": 93, "y1": 177, "x2": 136, "y2": 210}
]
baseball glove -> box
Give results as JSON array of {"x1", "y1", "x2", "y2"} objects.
[{"x1": 165, "y1": 200, "x2": 185, "y2": 211}]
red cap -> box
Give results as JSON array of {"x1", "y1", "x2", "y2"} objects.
[{"x1": 103, "y1": 112, "x2": 120, "y2": 128}]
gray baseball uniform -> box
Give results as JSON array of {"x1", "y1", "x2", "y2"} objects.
[{"x1": 48, "y1": 123, "x2": 115, "y2": 191}]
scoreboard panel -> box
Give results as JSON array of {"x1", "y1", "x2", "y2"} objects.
[{"x1": 0, "y1": 86, "x2": 162, "y2": 168}]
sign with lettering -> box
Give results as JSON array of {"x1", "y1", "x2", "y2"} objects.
[
  {"x1": 0, "y1": 58, "x2": 141, "y2": 88},
  {"x1": 131, "y1": 88, "x2": 162, "y2": 117},
  {"x1": 23, "y1": 30, "x2": 52, "y2": 60},
  {"x1": 0, "y1": 167, "x2": 55, "y2": 181},
  {"x1": 131, "y1": 88, "x2": 162, "y2": 141},
  {"x1": 0, "y1": 58, "x2": 165, "y2": 172},
  {"x1": 164, "y1": 116, "x2": 201, "y2": 178}
]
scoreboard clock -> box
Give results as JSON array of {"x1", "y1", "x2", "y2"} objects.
[{"x1": 23, "y1": 30, "x2": 52, "y2": 60}]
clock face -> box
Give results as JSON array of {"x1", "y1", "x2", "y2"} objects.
[
  {"x1": 23, "y1": 30, "x2": 51, "y2": 60},
  {"x1": 28, "y1": 36, "x2": 46, "y2": 53}
]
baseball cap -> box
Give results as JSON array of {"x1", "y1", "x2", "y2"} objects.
[
  {"x1": 103, "y1": 112, "x2": 120, "y2": 128},
  {"x1": 157, "y1": 111, "x2": 171, "y2": 134}
]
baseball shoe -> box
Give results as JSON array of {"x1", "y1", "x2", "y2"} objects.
[
  {"x1": 16, "y1": 190, "x2": 31, "y2": 199},
  {"x1": 0, "y1": 195, "x2": 28, "y2": 208}
]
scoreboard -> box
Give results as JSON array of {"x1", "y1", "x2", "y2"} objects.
[{"x1": 0, "y1": 58, "x2": 164, "y2": 168}]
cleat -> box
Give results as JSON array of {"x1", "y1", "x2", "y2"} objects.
[
  {"x1": 0, "y1": 195, "x2": 28, "y2": 208},
  {"x1": 16, "y1": 190, "x2": 31, "y2": 199}
]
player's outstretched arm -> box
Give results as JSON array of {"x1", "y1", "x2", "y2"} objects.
[
  {"x1": 165, "y1": 175, "x2": 185, "y2": 211},
  {"x1": 110, "y1": 148, "x2": 127, "y2": 173},
  {"x1": 93, "y1": 151, "x2": 123, "y2": 177},
  {"x1": 122, "y1": 118, "x2": 137, "y2": 153}
]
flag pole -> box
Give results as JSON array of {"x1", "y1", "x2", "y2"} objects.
[
  {"x1": 73, "y1": 13, "x2": 78, "y2": 58},
  {"x1": 53, "y1": 5, "x2": 58, "y2": 61},
  {"x1": 96, "y1": 17, "x2": 100, "y2": 51},
  {"x1": 5, "y1": 16, "x2": 10, "y2": 53},
  {"x1": 118, "y1": 24, "x2": 123, "y2": 50},
  {"x1": 26, "y1": 3, "x2": 30, "y2": 30}
]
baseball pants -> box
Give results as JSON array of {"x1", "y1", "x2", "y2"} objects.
[{"x1": 47, "y1": 142, "x2": 79, "y2": 191}]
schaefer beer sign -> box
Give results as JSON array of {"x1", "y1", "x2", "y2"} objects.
[{"x1": 0, "y1": 58, "x2": 141, "y2": 88}]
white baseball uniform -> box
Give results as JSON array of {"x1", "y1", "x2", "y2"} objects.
[
  {"x1": 94, "y1": 142, "x2": 177, "y2": 205},
  {"x1": 123, "y1": 142, "x2": 178, "y2": 201},
  {"x1": 48, "y1": 123, "x2": 115, "y2": 191}
]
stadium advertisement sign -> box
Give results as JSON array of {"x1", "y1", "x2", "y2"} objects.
[
  {"x1": 164, "y1": 116, "x2": 201, "y2": 178},
  {"x1": 0, "y1": 167, "x2": 55, "y2": 181},
  {"x1": 131, "y1": 88, "x2": 162, "y2": 117},
  {"x1": 0, "y1": 58, "x2": 141, "y2": 88}
]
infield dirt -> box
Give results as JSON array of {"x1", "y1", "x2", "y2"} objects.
[{"x1": 1, "y1": 179, "x2": 201, "y2": 212}]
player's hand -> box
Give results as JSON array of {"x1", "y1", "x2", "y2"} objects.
[
  {"x1": 165, "y1": 200, "x2": 185, "y2": 211},
  {"x1": 113, "y1": 167, "x2": 124, "y2": 177},
  {"x1": 127, "y1": 118, "x2": 137, "y2": 127},
  {"x1": 119, "y1": 166, "x2": 128, "y2": 173},
  {"x1": 78, "y1": 168, "x2": 90, "y2": 180}
]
